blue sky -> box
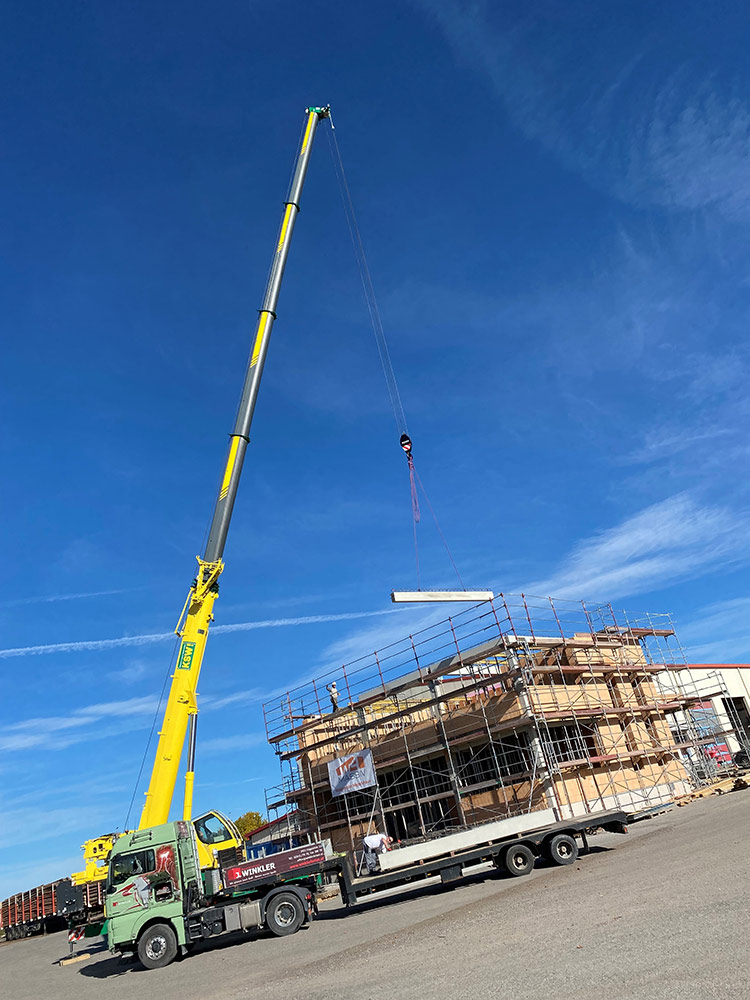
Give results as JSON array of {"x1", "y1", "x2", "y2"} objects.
[{"x1": 2, "y1": 0, "x2": 750, "y2": 898}]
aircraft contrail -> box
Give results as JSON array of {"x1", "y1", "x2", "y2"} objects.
[
  {"x1": 0, "y1": 608, "x2": 401, "y2": 659},
  {"x1": 0, "y1": 588, "x2": 133, "y2": 608}
]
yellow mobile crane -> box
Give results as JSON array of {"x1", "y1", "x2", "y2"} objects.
[{"x1": 71, "y1": 105, "x2": 331, "y2": 885}]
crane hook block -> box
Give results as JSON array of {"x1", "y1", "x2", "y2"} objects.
[{"x1": 400, "y1": 433, "x2": 413, "y2": 457}]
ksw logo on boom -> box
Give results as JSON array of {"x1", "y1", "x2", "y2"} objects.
[{"x1": 177, "y1": 642, "x2": 196, "y2": 670}]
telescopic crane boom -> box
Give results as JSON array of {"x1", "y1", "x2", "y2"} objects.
[
  {"x1": 71, "y1": 107, "x2": 330, "y2": 887},
  {"x1": 71, "y1": 107, "x2": 330, "y2": 892},
  {"x1": 139, "y1": 105, "x2": 330, "y2": 830}
]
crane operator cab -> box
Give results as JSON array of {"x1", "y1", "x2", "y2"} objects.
[{"x1": 191, "y1": 810, "x2": 244, "y2": 870}]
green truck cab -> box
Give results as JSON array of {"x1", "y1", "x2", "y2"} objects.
[{"x1": 105, "y1": 820, "x2": 330, "y2": 969}]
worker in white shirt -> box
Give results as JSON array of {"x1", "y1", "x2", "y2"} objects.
[
  {"x1": 362, "y1": 831, "x2": 392, "y2": 874},
  {"x1": 326, "y1": 681, "x2": 339, "y2": 713}
]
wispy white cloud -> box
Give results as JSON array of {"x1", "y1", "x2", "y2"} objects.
[
  {"x1": 0, "y1": 614, "x2": 418, "y2": 753},
  {"x1": 524, "y1": 493, "x2": 750, "y2": 602},
  {"x1": 0, "y1": 853, "x2": 88, "y2": 900},
  {"x1": 0, "y1": 775, "x2": 126, "y2": 811},
  {"x1": 681, "y1": 635, "x2": 750, "y2": 664},
  {"x1": 201, "y1": 612, "x2": 443, "y2": 715},
  {"x1": 674, "y1": 597, "x2": 750, "y2": 663},
  {"x1": 200, "y1": 733, "x2": 265, "y2": 754},
  {"x1": 0, "y1": 608, "x2": 403, "y2": 660},
  {"x1": 614, "y1": 356, "x2": 750, "y2": 499},
  {"x1": 635, "y1": 77, "x2": 750, "y2": 220},
  {"x1": 679, "y1": 598, "x2": 750, "y2": 642},
  {"x1": 0, "y1": 805, "x2": 112, "y2": 851},
  {"x1": 316, "y1": 605, "x2": 449, "y2": 672},
  {"x1": 202, "y1": 688, "x2": 265, "y2": 711},
  {"x1": 0, "y1": 696, "x2": 160, "y2": 751},
  {"x1": 259, "y1": 495, "x2": 749, "y2": 686},
  {"x1": 623, "y1": 425, "x2": 735, "y2": 465},
  {"x1": 111, "y1": 658, "x2": 151, "y2": 684},
  {"x1": 416, "y1": 0, "x2": 750, "y2": 221}
]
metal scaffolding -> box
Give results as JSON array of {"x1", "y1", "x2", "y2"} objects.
[{"x1": 262, "y1": 594, "x2": 749, "y2": 857}]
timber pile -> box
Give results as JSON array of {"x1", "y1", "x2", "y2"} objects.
[{"x1": 676, "y1": 775, "x2": 749, "y2": 806}]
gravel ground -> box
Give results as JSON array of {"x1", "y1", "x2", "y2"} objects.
[{"x1": 3, "y1": 791, "x2": 749, "y2": 1000}]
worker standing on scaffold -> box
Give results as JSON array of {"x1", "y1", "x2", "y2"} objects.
[{"x1": 326, "y1": 681, "x2": 339, "y2": 713}]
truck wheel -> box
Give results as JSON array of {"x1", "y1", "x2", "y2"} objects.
[
  {"x1": 137, "y1": 923, "x2": 178, "y2": 970},
  {"x1": 504, "y1": 844, "x2": 535, "y2": 877},
  {"x1": 547, "y1": 834, "x2": 578, "y2": 866},
  {"x1": 265, "y1": 892, "x2": 305, "y2": 937}
]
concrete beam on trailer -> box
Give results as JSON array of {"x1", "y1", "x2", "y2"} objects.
[{"x1": 376, "y1": 809, "x2": 557, "y2": 872}]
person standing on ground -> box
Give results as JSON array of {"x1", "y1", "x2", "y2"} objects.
[
  {"x1": 326, "y1": 681, "x2": 339, "y2": 713},
  {"x1": 362, "y1": 831, "x2": 392, "y2": 874}
]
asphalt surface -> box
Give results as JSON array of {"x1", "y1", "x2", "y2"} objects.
[{"x1": 3, "y1": 791, "x2": 749, "y2": 1000}]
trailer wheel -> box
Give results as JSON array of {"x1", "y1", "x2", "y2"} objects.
[
  {"x1": 265, "y1": 892, "x2": 305, "y2": 937},
  {"x1": 547, "y1": 834, "x2": 578, "y2": 866},
  {"x1": 137, "y1": 923, "x2": 178, "y2": 970},
  {"x1": 504, "y1": 844, "x2": 535, "y2": 877}
]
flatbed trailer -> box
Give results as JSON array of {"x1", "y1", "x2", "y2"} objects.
[{"x1": 334, "y1": 809, "x2": 630, "y2": 905}]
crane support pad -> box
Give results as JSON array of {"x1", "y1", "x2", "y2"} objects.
[{"x1": 391, "y1": 590, "x2": 494, "y2": 603}]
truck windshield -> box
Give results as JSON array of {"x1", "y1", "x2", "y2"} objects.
[
  {"x1": 109, "y1": 849, "x2": 156, "y2": 886},
  {"x1": 194, "y1": 815, "x2": 232, "y2": 845}
]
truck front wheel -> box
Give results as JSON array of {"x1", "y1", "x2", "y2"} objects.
[
  {"x1": 137, "y1": 923, "x2": 178, "y2": 970},
  {"x1": 265, "y1": 892, "x2": 305, "y2": 937}
]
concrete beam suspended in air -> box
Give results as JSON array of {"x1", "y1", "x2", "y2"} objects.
[{"x1": 390, "y1": 590, "x2": 494, "y2": 603}]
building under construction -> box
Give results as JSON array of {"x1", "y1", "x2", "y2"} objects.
[{"x1": 262, "y1": 595, "x2": 748, "y2": 856}]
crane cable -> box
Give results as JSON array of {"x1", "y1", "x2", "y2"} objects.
[
  {"x1": 325, "y1": 123, "x2": 465, "y2": 591},
  {"x1": 123, "y1": 636, "x2": 181, "y2": 830}
]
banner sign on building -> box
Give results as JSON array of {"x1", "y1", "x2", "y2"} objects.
[{"x1": 328, "y1": 748, "x2": 377, "y2": 798}]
